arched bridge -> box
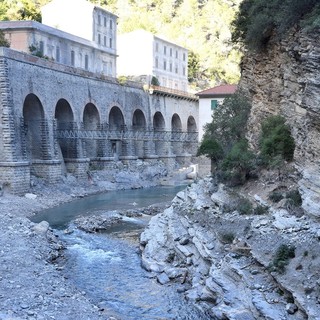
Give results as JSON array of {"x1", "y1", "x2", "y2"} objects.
[{"x1": 0, "y1": 48, "x2": 199, "y2": 194}]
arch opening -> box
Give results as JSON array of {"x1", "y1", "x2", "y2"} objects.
[
  {"x1": 132, "y1": 109, "x2": 146, "y2": 158},
  {"x1": 83, "y1": 103, "x2": 101, "y2": 158},
  {"x1": 23, "y1": 94, "x2": 45, "y2": 161}
]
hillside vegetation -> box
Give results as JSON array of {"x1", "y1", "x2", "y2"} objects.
[
  {"x1": 231, "y1": 0, "x2": 320, "y2": 51},
  {"x1": 0, "y1": 0, "x2": 242, "y2": 90}
]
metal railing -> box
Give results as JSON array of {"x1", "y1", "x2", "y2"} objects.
[{"x1": 56, "y1": 128, "x2": 198, "y2": 142}]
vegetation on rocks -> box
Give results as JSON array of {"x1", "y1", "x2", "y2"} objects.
[
  {"x1": 231, "y1": 0, "x2": 320, "y2": 51},
  {"x1": 269, "y1": 244, "x2": 296, "y2": 274}
]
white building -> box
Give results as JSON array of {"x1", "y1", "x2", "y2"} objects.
[
  {"x1": 117, "y1": 29, "x2": 189, "y2": 92},
  {"x1": 0, "y1": 0, "x2": 118, "y2": 77},
  {"x1": 196, "y1": 84, "x2": 237, "y2": 141}
]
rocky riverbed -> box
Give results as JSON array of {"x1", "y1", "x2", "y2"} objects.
[
  {"x1": 140, "y1": 176, "x2": 320, "y2": 320},
  {"x1": 0, "y1": 160, "x2": 188, "y2": 319}
]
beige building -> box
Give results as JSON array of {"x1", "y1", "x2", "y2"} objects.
[
  {"x1": 117, "y1": 29, "x2": 189, "y2": 92},
  {"x1": 0, "y1": 0, "x2": 117, "y2": 77}
]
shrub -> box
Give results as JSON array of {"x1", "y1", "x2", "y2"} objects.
[
  {"x1": 220, "y1": 232, "x2": 235, "y2": 244},
  {"x1": 253, "y1": 204, "x2": 269, "y2": 215},
  {"x1": 259, "y1": 115, "x2": 295, "y2": 166},
  {"x1": 269, "y1": 244, "x2": 295, "y2": 273},
  {"x1": 286, "y1": 189, "x2": 302, "y2": 207},
  {"x1": 237, "y1": 197, "x2": 253, "y2": 215},
  {"x1": 268, "y1": 191, "x2": 284, "y2": 203}
]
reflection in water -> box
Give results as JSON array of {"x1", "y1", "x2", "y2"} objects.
[{"x1": 31, "y1": 185, "x2": 186, "y2": 229}]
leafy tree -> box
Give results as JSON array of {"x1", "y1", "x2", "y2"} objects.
[
  {"x1": 221, "y1": 139, "x2": 255, "y2": 185},
  {"x1": 188, "y1": 51, "x2": 201, "y2": 83},
  {"x1": 259, "y1": 115, "x2": 295, "y2": 166},
  {"x1": 198, "y1": 93, "x2": 254, "y2": 185}
]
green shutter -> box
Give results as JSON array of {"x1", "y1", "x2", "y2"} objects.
[{"x1": 211, "y1": 100, "x2": 218, "y2": 110}]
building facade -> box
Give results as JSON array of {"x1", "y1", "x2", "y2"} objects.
[
  {"x1": 117, "y1": 29, "x2": 189, "y2": 92},
  {"x1": 196, "y1": 84, "x2": 237, "y2": 141},
  {"x1": 0, "y1": 0, "x2": 117, "y2": 77}
]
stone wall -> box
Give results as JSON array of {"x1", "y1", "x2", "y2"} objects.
[
  {"x1": 239, "y1": 29, "x2": 320, "y2": 217},
  {"x1": 0, "y1": 47, "x2": 199, "y2": 194}
]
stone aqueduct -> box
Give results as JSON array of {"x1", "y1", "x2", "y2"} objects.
[{"x1": 0, "y1": 48, "x2": 199, "y2": 194}]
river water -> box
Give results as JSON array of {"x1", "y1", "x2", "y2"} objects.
[{"x1": 31, "y1": 186, "x2": 210, "y2": 320}]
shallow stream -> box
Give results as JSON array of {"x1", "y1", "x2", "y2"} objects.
[{"x1": 31, "y1": 186, "x2": 210, "y2": 320}]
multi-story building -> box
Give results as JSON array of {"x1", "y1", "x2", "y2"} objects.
[
  {"x1": 117, "y1": 29, "x2": 189, "y2": 92},
  {"x1": 0, "y1": 0, "x2": 117, "y2": 77}
]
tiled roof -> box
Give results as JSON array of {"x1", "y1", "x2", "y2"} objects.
[{"x1": 196, "y1": 84, "x2": 237, "y2": 97}]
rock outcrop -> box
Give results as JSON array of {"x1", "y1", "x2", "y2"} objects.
[
  {"x1": 140, "y1": 179, "x2": 320, "y2": 319},
  {"x1": 239, "y1": 28, "x2": 320, "y2": 218}
]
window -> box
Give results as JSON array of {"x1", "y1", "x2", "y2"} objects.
[
  {"x1": 109, "y1": 37, "x2": 112, "y2": 48},
  {"x1": 155, "y1": 57, "x2": 158, "y2": 68},
  {"x1": 170, "y1": 62, "x2": 172, "y2": 72},
  {"x1": 176, "y1": 50, "x2": 178, "y2": 58},
  {"x1": 110, "y1": 20, "x2": 113, "y2": 29},
  {"x1": 164, "y1": 45, "x2": 166, "y2": 55},
  {"x1": 170, "y1": 48, "x2": 172, "y2": 56},
  {"x1": 183, "y1": 53, "x2": 186, "y2": 61},
  {"x1": 56, "y1": 46, "x2": 60, "y2": 62},
  {"x1": 175, "y1": 65, "x2": 178, "y2": 74},
  {"x1": 98, "y1": 15, "x2": 101, "y2": 25},
  {"x1": 71, "y1": 50, "x2": 75, "y2": 66},
  {"x1": 98, "y1": 34, "x2": 101, "y2": 44},
  {"x1": 85, "y1": 55, "x2": 89, "y2": 70},
  {"x1": 183, "y1": 67, "x2": 186, "y2": 76},
  {"x1": 39, "y1": 41, "x2": 44, "y2": 55},
  {"x1": 155, "y1": 42, "x2": 159, "y2": 52},
  {"x1": 211, "y1": 100, "x2": 218, "y2": 110},
  {"x1": 164, "y1": 60, "x2": 167, "y2": 70},
  {"x1": 104, "y1": 17, "x2": 107, "y2": 27},
  {"x1": 104, "y1": 36, "x2": 107, "y2": 46}
]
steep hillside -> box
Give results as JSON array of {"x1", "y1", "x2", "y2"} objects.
[{"x1": 239, "y1": 28, "x2": 320, "y2": 218}]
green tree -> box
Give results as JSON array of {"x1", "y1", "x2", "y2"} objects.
[
  {"x1": 0, "y1": 30, "x2": 10, "y2": 47},
  {"x1": 198, "y1": 93, "x2": 254, "y2": 185}
]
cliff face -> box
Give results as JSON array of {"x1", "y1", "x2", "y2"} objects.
[{"x1": 239, "y1": 28, "x2": 320, "y2": 217}]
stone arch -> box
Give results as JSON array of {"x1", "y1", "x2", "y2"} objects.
[
  {"x1": 108, "y1": 106, "x2": 125, "y2": 158},
  {"x1": 83, "y1": 103, "x2": 101, "y2": 158},
  {"x1": 171, "y1": 113, "x2": 182, "y2": 157},
  {"x1": 187, "y1": 115, "x2": 197, "y2": 132},
  {"x1": 54, "y1": 99, "x2": 75, "y2": 159},
  {"x1": 22, "y1": 94, "x2": 46, "y2": 161},
  {"x1": 132, "y1": 109, "x2": 146, "y2": 129},
  {"x1": 132, "y1": 109, "x2": 146, "y2": 158},
  {"x1": 153, "y1": 111, "x2": 166, "y2": 156},
  {"x1": 171, "y1": 113, "x2": 182, "y2": 131},
  {"x1": 186, "y1": 115, "x2": 198, "y2": 155},
  {"x1": 153, "y1": 111, "x2": 166, "y2": 130},
  {"x1": 109, "y1": 106, "x2": 125, "y2": 129}
]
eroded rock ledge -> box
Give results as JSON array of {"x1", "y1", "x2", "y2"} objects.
[{"x1": 140, "y1": 178, "x2": 320, "y2": 319}]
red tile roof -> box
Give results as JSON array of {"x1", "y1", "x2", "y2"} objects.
[{"x1": 196, "y1": 84, "x2": 237, "y2": 97}]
